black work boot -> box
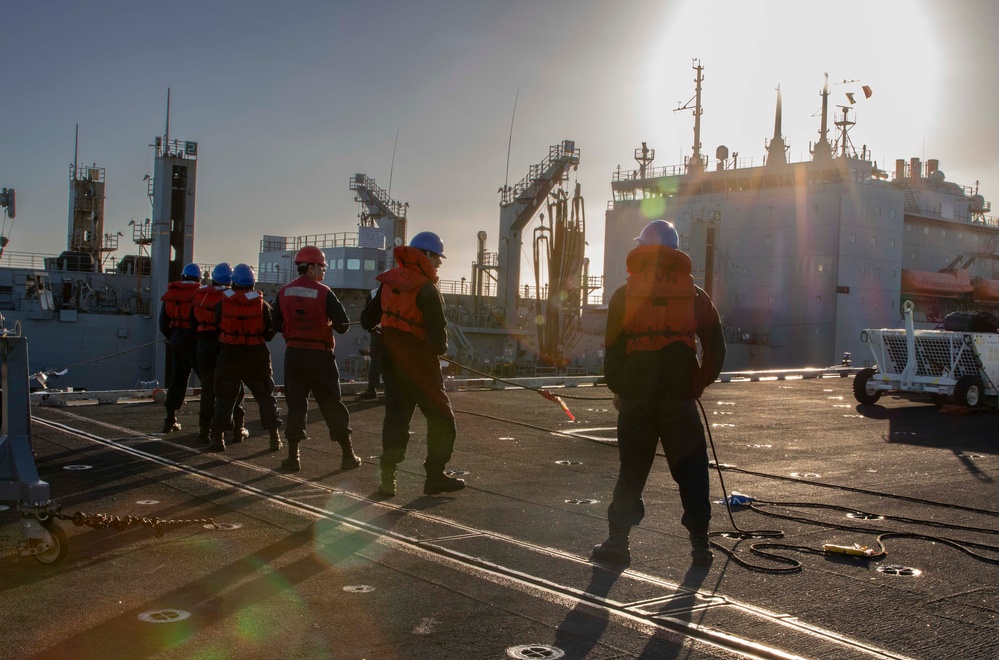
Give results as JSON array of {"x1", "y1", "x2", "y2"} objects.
[
  {"x1": 280, "y1": 441, "x2": 300, "y2": 471},
  {"x1": 269, "y1": 428, "x2": 283, "y2": 452},
  {"x1": 161, "y1": 410, "x2": 181, "y2": 433},
  {"x1": 377, "y1": 463, "x2": 397, "y2": 497},
  {"x1": 197, "y1": 427, "x2": 211, "y2": 444},
  {"x1": 336, "y1": 435, "x2": 361, "y2": 470},
  {"x1": 203, "y1": 429, "x2": 226, "y2": 453},
  {"x1": 591, "y1": 523, "x2": 632, "y2": 565},
  {"x1": 423, "y1": 470, "x2": 465, "y2": 495},
  {"x1": 228, "y1": 426, "x2": 249, "y2": 445},
  {"x1": 689, "y1": 533, "x2": 714, "y2": 566}
]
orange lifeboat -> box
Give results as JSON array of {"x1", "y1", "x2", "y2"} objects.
[
  {"x1": 972, "y1": 277, "x2": 999, "y2": 304},
  {"x1": 900, "y1": 268, "x2": 972, "y2": 298}
]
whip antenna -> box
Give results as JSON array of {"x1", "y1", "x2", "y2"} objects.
[{"x1": 504, "y1": 88, "x2": 520, "y2": 189}]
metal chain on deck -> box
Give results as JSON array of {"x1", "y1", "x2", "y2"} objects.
[{"x1": 51, "y1": 508, "x2": 219, "y2": 538}]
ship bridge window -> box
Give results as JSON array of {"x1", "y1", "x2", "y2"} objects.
[
  {"x1": 364, "y1": 259, "x2": 376, "y2": 271},
  {"x1": 889, "y1": 209, "x2": 898, "y2": 219},
  {"x1": 347, "y1": 258, "x2": 360, "y2": 270},
  {"x1": 923, "y1": 227, "x2": 930, "y2": 235}
]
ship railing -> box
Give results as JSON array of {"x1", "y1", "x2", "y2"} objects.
[
  {"x1": 0, "y1": 251, "x2": 58, "y2": 270},
  {"x1": 258, "y1": 233, "x2": 361, "y2": 251},
  {"x1": 439, "y1": 279, "x2": 497, "y2": 296},
  {"x1": 612, "y1": 154, "x2": 767, "y2": 182}
]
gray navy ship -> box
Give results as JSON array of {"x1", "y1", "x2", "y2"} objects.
[
  {"x1": 7, "y1": 67, "x2": 999, "y2": 391},
  {"x1": 604, "y1": 64, "x2": 999, "y2": 371}
]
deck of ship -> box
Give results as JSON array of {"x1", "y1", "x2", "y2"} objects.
[{"x1": 2, "y1": 375, "x2": 997, "y2": 659}]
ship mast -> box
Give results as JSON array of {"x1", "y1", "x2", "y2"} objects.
[
  {"x1": 675, "y1": 60, "x2": 705, "y2": 174},
  {"x1": 765, "y1": 85, "x2": 788, "y2": 167},
  {"x1": 833, "y1": 104, "x2": 857, "y2": 158},
  {"x1": 811, "y1": 73, "x2": 833, "y2": 161}
]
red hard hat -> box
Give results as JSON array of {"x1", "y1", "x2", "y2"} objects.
[{"x1": 294, "y1": 245, "x2": 327, "y2": 266}]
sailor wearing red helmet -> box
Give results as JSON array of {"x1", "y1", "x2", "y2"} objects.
[
  {"x1": 361, "y1": 231, "x2": 464, "y2": 497},
  {"x1": 273, "y1": 245, "x2": 359, "y2": 472},
  {"x1": 592, "y1": 219, "x2": 726, "y2": 567}
]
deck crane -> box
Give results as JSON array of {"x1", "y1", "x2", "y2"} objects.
[
  {"x1": 494, "y1": 140, "x2": 580, "y2": 326},
  {"x1": 350, "y1": 174, "x2": 408, "y2": 250}
]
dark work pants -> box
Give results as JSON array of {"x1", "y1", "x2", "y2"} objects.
[
  {"x1": 365, "y1": 331, "x2": 382, "y2": 392},
  {"x1": 284, "y1": 347, "x2": 351, "y2": 444},
  {"x1": 197, "y1": 335, "x2": 244, "y2": 430},
  {"x1": 165, "y1": 343, "x2": 200, "y2": 412},
  {"x1": 607, "y1": 398, "x2": 711, "y2": 535},
  {"x1": 379, "y1": 349, "x2": 456, "y2": 474},
  {"x1": 211, "y1": 345, "x2": 282, "y2": 434}
]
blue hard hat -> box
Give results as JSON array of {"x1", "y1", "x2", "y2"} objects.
[
  {"x1": 409, "y1": 231, "x2": 446, "y2": 258},
  {"x1": 231, "y1": 263, "x2": 255, "y2": 288},
  {"x1": 211, "y1": 262, "x2": 233, "y2": 285},
  {"x1": 635, "y1": 220, "x2": 679, "y2": 249},
  {"x1": 181, "y1": 262, "x2": 202, "y2": 280}
]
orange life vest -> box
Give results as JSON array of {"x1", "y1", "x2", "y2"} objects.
[
  {"x1": 376, "y1": 246, "x2": 438, "y2": 343},
  {"x1": 161, "y1": 280, "x2": 199, "y2": 330},
  {"x1": 219, "y1": 289, "x2": 266, "y2": 346},
  {"x1": 278, "y1": 276, "x2": 335, "y2": 350},
  {"x1": 192, "y1": 285, "x2": 227, "y2": 332},
  {"x1": 622, "y1": 244, "x2": 697, "y2": 354}
]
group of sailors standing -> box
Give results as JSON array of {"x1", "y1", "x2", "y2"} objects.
[
  {"x1": 159, "y1": 220, "x2": 728, "y2": 567},
  {"x1": 157, "y1": 231, "x2": 464, "y2": 496}
]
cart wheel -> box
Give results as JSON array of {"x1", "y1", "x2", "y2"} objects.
[
  {"x1": 34, "y1": 519, "x2": 68, "y2": 566},
  {"x1": 953, "y1": 375, "x2": 985, "y2": 409},
  {"x1": 852, "y1": 368, "x2": 882, "y2": 405}
]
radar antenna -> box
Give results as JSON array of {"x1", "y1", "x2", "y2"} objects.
[{"x1": 634, "y1": 142, "x2": 655, "y2": 179}]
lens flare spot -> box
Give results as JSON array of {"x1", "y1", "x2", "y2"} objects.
[{"x1": 640, "y1": 197, "x2": 667, "y2": 219}]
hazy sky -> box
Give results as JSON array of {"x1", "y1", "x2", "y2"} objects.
[{"x1": 3, "y1": 0, "x2": 998, "y2": 286}]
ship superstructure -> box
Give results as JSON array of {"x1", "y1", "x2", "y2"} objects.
[
  {"x1": 604, "y1": 65, "x2": 999, "y2": 370},
  {"x1": 0, "y1": 103, "x2": 198, "y2": 391}
]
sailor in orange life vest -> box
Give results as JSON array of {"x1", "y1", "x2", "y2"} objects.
[
  {"x1": 204, "y1": 263, "x2": 284, "y2": 453},
  {"x1": 158, "y1": 262, "x2": 204, "y2": 433},
  {"x1": 592, "y1": 219, "x2": 726, "y2": 567},
  {"x1": 191, "y1": 262, "x2": 247, "y2": 445},
  {"x1": 360, "y1": 231, "x2": 465, "y2": 497},
  {"x1": 272, "y1": 246, "x2": 360, "y2": 472}
]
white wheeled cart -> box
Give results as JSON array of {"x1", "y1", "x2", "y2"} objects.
[{"x1": 855, "y1": 301, "x2": 999, "y2": 408}]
